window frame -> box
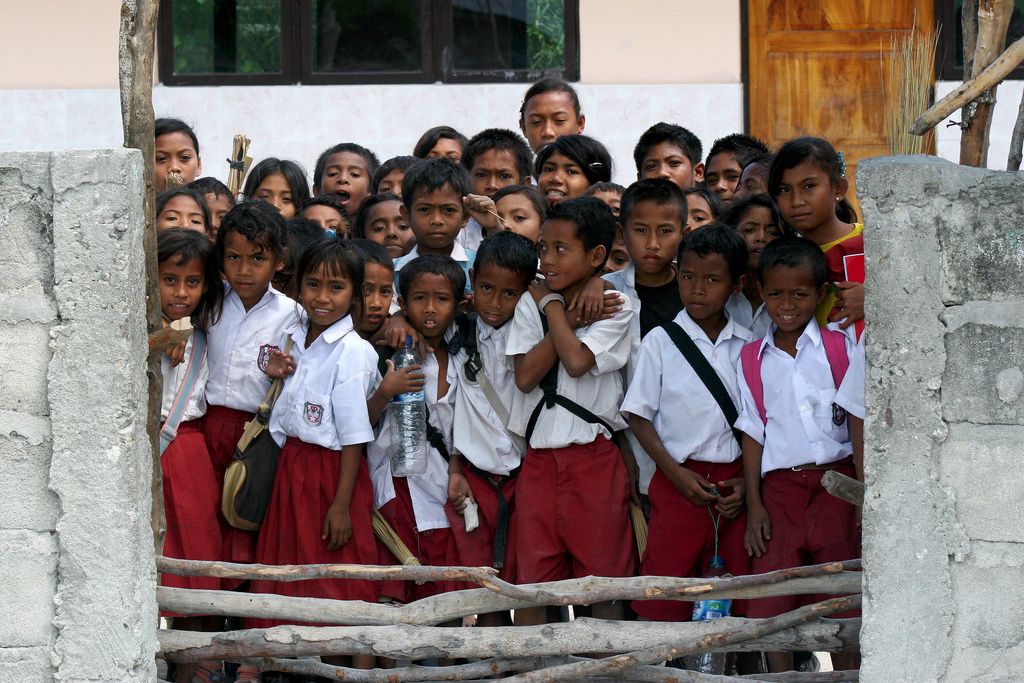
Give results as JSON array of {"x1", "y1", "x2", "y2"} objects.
[
  {"x1": 157, "y1": 0, "x2": 580, "y2": 86},
  {"x1": 935, "y1": 0, "x2": 1024, "y2": 80}
]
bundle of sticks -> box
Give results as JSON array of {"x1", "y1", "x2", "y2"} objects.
[{"x1": 226, "y1": 134, "x2": 253, "y2": 197}]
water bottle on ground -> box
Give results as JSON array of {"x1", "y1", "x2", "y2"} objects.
[
  {"x1": 389, "y1": 336, "x2": 427, "y2": 476},
  {"x1": 685, "y1": 555, "x2": 731, "y2": 674}
]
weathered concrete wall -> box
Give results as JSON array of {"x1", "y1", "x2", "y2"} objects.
[
  {"x1": 859, "y1": 156, "x2": 1024, "y2": 682},
  {"x1": 0, "y1": 149, "x2": 156, "y2": 681}
]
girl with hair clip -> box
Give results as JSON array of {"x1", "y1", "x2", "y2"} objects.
[
  {"x1": 767, "y1": 136, "x2": 864, "y2": 333},
  {"x1": 534, "y1": 134, "x2": 612, "y2": 209},
  {"x1": 242, "y1": 157, "x2": 312, "y2": 220},
  {"x1": 156, "y1": 187, "x2": 211, "y2": 236}
]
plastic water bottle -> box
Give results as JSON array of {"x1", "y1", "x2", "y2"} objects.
[
  {"x1": 685, "y1": 555, "x2": 731, "y2": 674},
  {"x1": 389, "y1": 336, "x2": 427, "y2": 476}
]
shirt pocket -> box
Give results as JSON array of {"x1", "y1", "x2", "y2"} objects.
[
  {"x1": 296, "y1": 389, "x2": 333, "y2": 442},
  {"x1": 813, "y1": 388, "x2": 849, "y2": 440},
  {"x1": 246, "y1": 329, "x2": 281, "y2": 382}
]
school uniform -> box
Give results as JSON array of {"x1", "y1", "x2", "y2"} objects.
[
  {"x1": 393, "y1": 243, "x2": 476, "y2": 295},
  {"x1": 202, "y1": 284, "x2": 299, "y2": 566},
  {"x1": 734, "y1": 322, "x2": 864, "y2": 618},
  {"x1": 159, "y1": 331, "x2": 222, "y2": 595},
  {"x1": 249, "y1": 314, "x2": 381, "y2": 626},
  {"x1": 505, "y1": 293, "x2": 636, "y2": 583},
  {"x1": 457, "y1": 217, "x2": 485, "y2": 252},
  {"x1": 726, "y1": 291, "x2": 772, "y2": 340},
  {"x1": 621, "y1": 310, "x2": 752, "y2": 621},
  {"x1": 447, "y1": 318, "x2": 525, "y2": 583},
  {"x1": 367, "y1": 331, "x2": 458, "y2": 601}
]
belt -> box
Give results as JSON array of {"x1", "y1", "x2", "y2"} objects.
[
  {"x1": 790, "y1": 456, "x2": 853, "y2": 472},
  {"x1": 467, "y1": 462, "x2": 519, "y2": 570}
]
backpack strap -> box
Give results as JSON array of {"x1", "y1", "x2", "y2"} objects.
[
  {"x1": 159, "y1": 328, "x2": 208, "y2": 455},
  {"x1": 660, "y1": 322, "x2": 742, "y2": 444},
  {"x1": 820, "y1": 328, "x2": 851, "y2": 389},
  {"x1": 423, "y1": 404, "x2": 451, "y2": 463},
  {"x1": 456, "y1": 315, "x2": 512, "y2": 427},
  {"x1": 739, "y1": 339, "x2": 767, "y2": 426}
]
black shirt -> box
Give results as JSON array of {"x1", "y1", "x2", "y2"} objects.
[{"x1": 635, "y1": 279, "x2": 683, "y2": 338}]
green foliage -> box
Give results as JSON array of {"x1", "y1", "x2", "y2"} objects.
[
  {"x1": 526, "y1": 0, "x2": 565, "y2": 70},
  {"x1": 173, "y1": 0, "x2": 281, "y2": 75}
]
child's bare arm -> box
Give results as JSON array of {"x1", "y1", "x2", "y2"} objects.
[
  {"x1": 447, "y1": 452, "x2": 472, "y2": 514},
  {"x1": 463, "y1": 194, "x2": 499, "y2": 232},
  {"x1": 513, "y1": 338, "x2": 557, "y2": 392},
  {"x1": 367, "y1": 359, "x2": 425, "y2": 423},
  {"x1": 830, "y1": 281, "x2": 864, "y2": 329},
  {"x1": 265, "y1": 348, "x2": 296, "y2": 379},
  {"x1": 742, "y1": 433, "x2": 770, "y2": 557},
  {"x1": 568, "y1": 276, "x2": 613, "y2": 325},
  {"x1": 612, "y1": 431, "x2": 640, "y2": 505},
  {"x1": 323, "y1": 444, "x2": 362, "y2": 551},
  {"x1": 628, "y1": 413, "x2": 716, "y2": 505},
  {"x1": 545, "y1": 300, "x2": 596, "y2": 377}
]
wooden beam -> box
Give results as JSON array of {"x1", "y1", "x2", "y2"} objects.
[{"x1": 821, "y1": 471, "x2": 865, "y2": 507}]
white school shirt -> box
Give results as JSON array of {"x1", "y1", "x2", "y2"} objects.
[
  {"x1": 726, "y1": 292, "x2": 772, "y2": 340},
  {"x1": 269, "y1": 315, "x2": 380, "y2": 450},
  {"x1": 367, "y1": 333, "x2": 459, "y2": 531},
  {"x1": 456, "y1": 217, "x2": 485, "y2": 253},
  {"x1": 505, "y1": 293, "x2": 633, "y2": 449},
  {"x1": 205, "y1": 285, "x2": 300, "y2": 413},
  {"x1": 734, "y1": 323, "x2": 865, "y2": 475},
  {"x1": 621, "y1": 310, "x2": 751, "y2": 464},
  {"x1": 160, "y1": 332, "x2": 209, "y2": 422},
  {"x1": 451, "y1": 319, "x2": 525, "y2": 476},
  {"x1": 393, "y1": 243, "x2": 476, "y2": 295}
]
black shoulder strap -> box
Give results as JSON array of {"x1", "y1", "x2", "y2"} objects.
[
  {"x1": 660, "y1": 321, "x2": 741, "y2": 444},
  {"x1": 423, "y1": 404, "x2": 450, "y2": 463},
  {"x1": 525, "y1": 313, "x2": 613, "y2": 444}
]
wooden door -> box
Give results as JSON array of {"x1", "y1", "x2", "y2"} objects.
[{"x1": 747, "y1": 0, "x2": 935, "y2": 209}]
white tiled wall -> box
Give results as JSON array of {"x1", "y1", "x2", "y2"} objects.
[
  {"x1": 935, "y1": 80, "x2": 1024, "y2": 169},
  {"x1": 0, "y1": 83, "x2": 744, "y2": 187}
]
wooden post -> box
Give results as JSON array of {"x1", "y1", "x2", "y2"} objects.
[
  {"x1": 959, "y1": 0, "x2": 1013, "y2": 167},
  {"x1": 118, "y1": 0, "x2": 164, "y2": 552}
]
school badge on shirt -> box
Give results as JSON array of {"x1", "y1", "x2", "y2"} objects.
[
  {"x1": 832, "y1": 403, "x2": 848, "y2": 427},
  {"x1": 257, "y1": 344, "x2": 279, "y2": 372},
  {"x1": 304, "y1": 402, "x2": 324, "y2": 426}
]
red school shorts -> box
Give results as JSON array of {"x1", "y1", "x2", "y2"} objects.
[
  {"x1": 746, "y1": 460, "x2": 861, "y2": 619},
  {"x1": 633, "y1": 459, "x2": 750, "y2": 621},
  {"x1": 444, "y1": 465, "x2": 518, "y2": 585},
  {"x1": 514, "y1": 435, "x2": 635, "y2": 584}
]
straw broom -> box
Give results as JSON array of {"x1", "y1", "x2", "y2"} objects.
[
  {"x1": 226, "y1": 134, "x2": 253, "y2": 197},
  {"x1": 884, "y1": 17, "x2": 939, "y2": 155},
  {"x1": 372, "y1": 509, "x2": 422, "y2": 568},
  {"x1": 630, "y1": 503, "x2": 648, "y2": 558}
]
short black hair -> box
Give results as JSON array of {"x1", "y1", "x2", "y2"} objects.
[
  {"x1": 189, "y1": 176, "x2": 232, "y2": 200},
  {"x1": 461, "y1": 128, "x2": 533, "y2": 182},
  {"x1": 217, "y1": 199, "x2": 288, "y2": 259},
  {"x1": 492, "y1": 184, "x2": 547, "y2": 223},
  {"x1": 313, "y1": 143, "x2": 380, "y2": 192},
  {"x1": 301, "y1": 194, "x2": 351, "y2": 236},
  {"x1": 354, "y1": 192, "x2": 403, "y2": 239},
  {"x1": 155, "y1": 118, "x2": 199, "y2": 154},
  {"x1": 757, "y1": 235, "x2": 828, "y2": 288},
  {"x1": 545, "y1": 197, "x2": 617, "y2": 269},
  {"x1": 275, "y1": 217, "x2": 330, "y2": 296},
  {"x1": 413, "y1": 126, "x2": 468, "y2": 159},
  {"x1": 241, "y1": 158, "x2": 311, "y2": 208},
  {"x1": 677, "y1": 222, "x2": 748, "y2": 282},
  {"x1": 157, "y1": 227, "x2": 223, "y2": 328},
  {"x1": 619, "y1": 178, "x2": 687, "y2": 226},
  {"x1": 633, "y1": 122, "x2": 703, "y2": 171},
  {"x1": 721, "y1": 193, "x2": 789, "y2": 236},
  {"x1": 682, "y1": 186, "x2": 723, "y2": 218},
  {"x1": 156, "y1": 187, "x2": 211, "y2": 229},
  {"x1": 348, "y1": 238, "x2": 395, "y2": 272},
  {"x1": 398, "y1": 254, "x2": 466, "y2": 301},
  {"x1": 401, "y1": 158, "x2": 472, "y2": 207},
  {"x1": 706, "y1": 133, "x2": 772, "y2": 168},
  {"x1": 583, "y1": 181, "x2": 625, "y2": 197},
  {"x1": 534, "y1": 135, "x2": 612, "y2": 186},
  {"x1": 473, "y1": 230, "x2": 538, "y2": 287},
  {"x1": 370, "y1": 155, "x2": 418, "y2": 194},
  {"x1": 295, "y1": 239, "x2": 365, "y2": 310},
  {"x1": 519, "y1": 77, "x2": 582, "y2": 118}
]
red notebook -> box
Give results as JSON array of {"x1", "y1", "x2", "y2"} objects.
[{"x1": 843, "y1": 253, "x2": 865, "y2": 341}]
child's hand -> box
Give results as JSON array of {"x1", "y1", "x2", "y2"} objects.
[
  {"x1": 528, "y1": 279, "x2": 553, "y2": 304},
  {"x1": 568, "y1": 277, "x2": 608, "y2": 326},
  {"x1": 447, "y1": 471, "x2": 472, "y2": 514},
  {"x1": 322, "y1": 503, "x2": 352, "y2": 551},
  {"x1": 380, "y1": 359, "x2": 425, "y2": 399},
  {"x1": 165, "y1": 340, "x2": 187, "y2": 367},
  {"x1": 265, "y1": 349, "x2": 296, "y2": 379},
  {"x1": 380, "y1": 312, "x2": 432, "y2": 354},
  {"x1": 666, "y1": 465, "x2": 718, "y2": 506},
  {"x1": 744, "y1": 502, "x2": 772, "y2": 557},
  {"x1": 464, "y1": 194, "x2": 499, "y2": 231},
  {"x1": 830, "y1": 281, "x2": 864, "y2": 329},
  {"x1": 715, "y1": 477, "x2": 746, "y2": 519}
]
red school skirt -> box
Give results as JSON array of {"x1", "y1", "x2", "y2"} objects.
[
  {"x1": 160, "y1": 419, "x2": 222, "y2": 595},
  {"x1": 202, "y1": 404, "x2": 257, "y2": 569},
  {"x1": 248, "y1": 438, "x2": 378, "y2": 628}
]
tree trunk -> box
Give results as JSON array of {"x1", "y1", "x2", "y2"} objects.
[
  {"x1": 959, "y1": 0, "x2": 1014, "y2": 167},
  {"x1": 119, "y1": 0, "x2": 163, "y2": 553}
]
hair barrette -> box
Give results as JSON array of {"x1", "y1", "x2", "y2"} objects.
[
  {"x1": 836, "y1": 151, "x2": 847, "y2": 178},
  {"x1": 588, "y1": 162, "x2": 604, "y2": 170}
]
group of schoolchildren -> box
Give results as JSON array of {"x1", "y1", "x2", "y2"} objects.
[{"x1": 154, "y1": 77, "x2": 866, "y2": 681}]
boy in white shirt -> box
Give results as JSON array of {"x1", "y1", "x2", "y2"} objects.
[
  {"x1": 507, "y1": 197, "x2": 636, "y2": 625},
  {"x1": 622, "y1": 225, "x2": 752, "y2": 622},
  {"x1": 735, "y1": 236, "x2": 864, "y2": 673}
]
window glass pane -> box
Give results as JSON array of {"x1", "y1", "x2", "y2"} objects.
[
  {"x1": 951, "y1": 0, "x2": 1024, "y2": 74},
  {"x1": 452, "y1": 0, "x2": 566, "y2": 72},
  {"x1": 172, "y1": 0, "x2": 282, "y2": 75},
  {"x1": 312, "y1": 1, "x2": 422, "y2": 73}
]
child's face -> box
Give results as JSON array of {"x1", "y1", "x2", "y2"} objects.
[
  {"x1": 470, "y1": 149, "x2": 524, "y2": 196},
  {"x1": 319, "y1": 152, "x2": 371, "y2": 215},
  {"x1": 685, "y1": 194, "x2": 714, "y2": 233},
  {"x1": 426, "y1": 138, "x2": 463, "y2": 163},
  {"x1": 538, "y1": 152, "x2": 590, "y2": 206},
  {"x1": 471, "y1": 263, "x2": 529, "y2": 329},
  {"x1": 520, "y1": 91, "x2": 584, "y2": 152},
  {"x1": 404, "y1": 186, "x2": 466, "y2": 255},
  {"x1": 365, "y1": 199, "x2": 413, "y2": 259},
  {"x1": 736, "y1": 206, "x2": 783, "y2": 272},
  {"x1": 300, "y1": 262, "x2": 355, "y2": 335},
  {"x1": 204, "y1": 193, "x2": 233, "y2": 240},
  {"x1": 495, "y1": 193, "x2": 542, "y2": 243},
  {"x1": 376, "y1": 169, "x2": 405, "y2": 197},
  {"x1": 640, "y1": 142, "x2": 702, "y2": 189},
  {"x1": 704, "y1": 151, "x2": 743, "y2": 204},
  {"x1": 677, "y1": 250, "x2": 740, "y2": 327},
  {"x1": 400, "y1": 273, "x2": 458, "y2": 343},
  {"x1": 775, "y1": 161, "x2": 846, "y2": 237},
  {"x1": 539, "y1": 218, "x2": 605, "y2": 293},
  {"x1": 760, "y1": 264, "x2": 826, "y2": 335},
  {"x1": 736, "y1": 162, "x2": 768, "y2": 199},
  {"x1": 623, "y1": 200, "x2": 684, "y2": 279},
  {"x1": 602, "y1": 232, "x2": 631, "y2": 275},
  {"x1": 159, "y1": 256, "x2": 206, "y2": 322},
  {"x1": 303, "y1": 204, "x2": 348, "y2": 237},
  {"x1": 253, "y1": 172, "x2": 297, "y2": 220},
  {"x1": 157, "y1": 195, "x2": 207, "y2": 234},
  {"x1": 590, "y1": 190, "x2": 622, "y2": 217},
  {"x1": 359, "y1": 262, "x2": 394, "y2": 335},
  {"x1": 155, "y1": 132, "x2": 201, "y2": 192},
  {"x1": 222, "y1": 231, "x2": 283, "y2": 309}
]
